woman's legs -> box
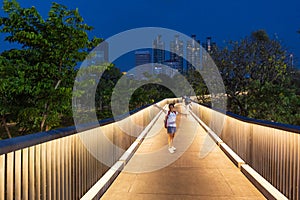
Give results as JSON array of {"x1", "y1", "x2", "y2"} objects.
[
  {"x1": 168, "y1": 134, "x2": 174, "y2": 148},
  {"x1": 171, "y1": 133, "x2": 176, "y2": 149},
  {"x1": 167, "y1": 127, "x2": 176, "y2": 153},
  {"x1": 168, "y1": 133, "x2": 176, "y2": 153}
]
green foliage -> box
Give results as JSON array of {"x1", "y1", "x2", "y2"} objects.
[
  {"x1": 247, "y1": 81, "x2": 300, "y2": 124},
  {"x1": 0, "y1": 0, "x2": 101, "y2": 136},
  {"x1": 211, "y1": 30, "x2": 300, "y2": 125},
  {"x1": 129, "y1": 83, "x2": 175, "y2": 110},
  {"x1": 186, "y1": 70, "x2": 209, "y2": 104},
  {"x1": 96, "y1": 64, "x2": 122, "y2": 114},
  {"x1": 291, "y1": 70, "x2": 300, "y2": 94},
  {"x1": 108, "y1": 73, "x2": 176, "y2": 116},
  {"x1": 91, "y1": 67, "x2": 177, "y2": 119}
]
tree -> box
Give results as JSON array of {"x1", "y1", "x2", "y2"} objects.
[
  {"x1": 95, "y1": 64, "x2": 122, "y2": 119},
  {"x1": 246, "y1": 81, "x2": 300, "y2": 124},
  {"x1": 186, "y1": 70, "x2": 209, "y2": 104},
  {"x1": 0, "y1": 56, "x2": 16, "y2": 138},
  {"x1": 129, "y1": 83, "x2": 175, "y2": 110},
  {"x1": 0, "y1": 0, "x2": 101, "y2": 134},
  {"x1": 212, "y1": 30, "x2": 300, "y2": 125}
]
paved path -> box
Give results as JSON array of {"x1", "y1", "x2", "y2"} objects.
[{"x1": 101, "y1": 105, "x2": 266, "y2": 199}]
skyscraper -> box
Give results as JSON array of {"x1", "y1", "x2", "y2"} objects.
[
  {"x1": 206, "y1": 36, "x2": 211, "y2": 52},
  {"x1": 135, "y1": 50, "x2": 151, "y2": 67},
  {"x1": 186, "y1": 35, "x2": 201, "y2": 72},
  {"x1": 135, "y1": 51, "x2": 151, "y2": 79},
  {"x1": 170, "y1": 35, "x2": 184, "y2": 73},
  {"x1": 202, "y1": 36, "x2": 216, "y2": 54},
  {"x1": 163, "y1": 59, "x2": 180, "y2": 78},
  {"x1": 152, "y1": 35, "x2": 165, "y2": 64}
]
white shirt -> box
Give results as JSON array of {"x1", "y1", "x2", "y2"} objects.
[{"x1": 166, "y1": 111, "x2": 178, "y2": 127}]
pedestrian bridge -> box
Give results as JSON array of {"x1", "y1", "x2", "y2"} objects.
[{"x1": 0, "y1": 98, "x2": 298, "y2": 199}]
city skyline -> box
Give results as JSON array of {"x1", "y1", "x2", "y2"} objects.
[
  {"x1": 1, "y1": 0, "x2": 299, "y2": 71},
  {"x1": 151, "y1": 34, "x2": 215, "y2": 74},
  {"x1": 129, "y1": 34, "x2": 216, "y2": 79}
]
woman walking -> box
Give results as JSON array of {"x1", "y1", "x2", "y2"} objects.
[{"x1": 155, "y1": 103, "x2": 188, "y2": 153}]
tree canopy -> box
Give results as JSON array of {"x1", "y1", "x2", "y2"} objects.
[
  {"x1": 212, "y1": 30, "x2": 300, "y2": 125},
  {"x1": 0, "y1": 0, "x2": 101, "y2": 137}
]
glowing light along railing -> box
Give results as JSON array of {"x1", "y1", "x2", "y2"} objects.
[
  {"x1": 0, "y1": 98, "x2": 178, "y2": 200},
  {"x1": 191, "y1": 102, "x2": 300, "y2": 200},
  {"x1": 0, "y1": 98, "x2": 298, "y2": 200}
]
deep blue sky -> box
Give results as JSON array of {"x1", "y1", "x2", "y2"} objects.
[{"x1": 1, "y1": 0, "x2": 300, "y2": 70}]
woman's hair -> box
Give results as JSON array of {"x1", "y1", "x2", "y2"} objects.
[{"x1": 169, "y1": 103, "x2": 175, "y2": 109}]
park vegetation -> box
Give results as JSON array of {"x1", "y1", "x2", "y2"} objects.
[
  {"x1": 0, "y1": 0, "x2": 299, "y2": 139},
  {"x1": 210, "y1": 30, "x2": 300, "y2": 125}
]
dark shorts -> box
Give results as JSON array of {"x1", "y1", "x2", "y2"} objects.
[{"x1": 167, "y1": 127, "x2": 176, "y2": 134}]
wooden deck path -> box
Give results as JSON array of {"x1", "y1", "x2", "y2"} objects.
[{"x1": 101, "y1": 106, "x2": 265, "y2": 200}]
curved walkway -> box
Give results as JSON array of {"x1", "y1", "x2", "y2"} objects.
[{"x1": 101, "y1": 105, "x2": 265, "y2": 199}]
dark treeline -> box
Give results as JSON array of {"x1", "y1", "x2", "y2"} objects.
[
  {"x1": 194, "y1": 30, "x2": 300, "y2": 126},
  {"x1": 1, "y1": 0, "x2": 299, "y2": 139}
]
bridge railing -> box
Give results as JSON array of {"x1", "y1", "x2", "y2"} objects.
[
  {"x1": 191, "y1": 102, "x2": 300, "y2": 200},
  {"x1": 0, "y1": 98, "x2": 178, "y2": 200}
]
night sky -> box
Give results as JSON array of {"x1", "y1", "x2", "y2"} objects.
[{"x1": 1, "y1": 0, "x2": 300, "y2": 71}]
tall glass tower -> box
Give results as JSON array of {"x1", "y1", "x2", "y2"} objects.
[
  {"x1": 186, "y1": 35, "x2": 201, "y2": 72},
  {"x1": 135, "y1": 51, "x2": 151, "y2": 67},
  {"x1": 170, "y1": 35, "x2": 184, "y2": 74},
  {"x1": 152, "y1": 35, "x2": 165, "y2": 64}
]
